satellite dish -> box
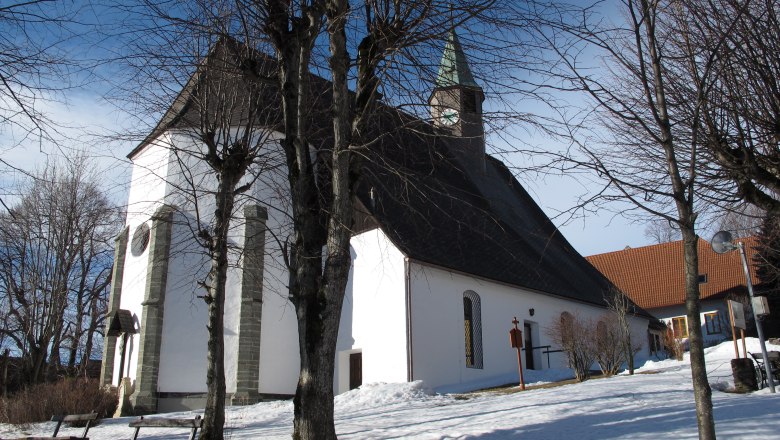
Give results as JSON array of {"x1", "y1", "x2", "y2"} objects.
[{"x1": 711, "y1": 230, "x2": 737, "y2": 254}]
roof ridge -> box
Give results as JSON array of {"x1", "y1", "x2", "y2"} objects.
[{"x1": 586, "y1": 239, "x2": 682, "y2": 259}]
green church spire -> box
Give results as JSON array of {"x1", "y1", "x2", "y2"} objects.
[{"x1": 436, "y1": 29, "x2": 479, "y2": 88}]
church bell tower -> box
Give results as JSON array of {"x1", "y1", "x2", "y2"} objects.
[{"x1": 429, "y1": 29, "x2": 486, "y2": 171}]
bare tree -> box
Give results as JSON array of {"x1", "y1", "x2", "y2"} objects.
[
  {"x1": 530, "y1": 0, "x2": 751, "y2": 436},
  {"x1": 174, "y1": 44, "x2": 279, "y2": 440},
  {"x1": 115, "y1": 13, "x2": 284, "y2": 431},
  {"x1": 548, "y1": 312, "x2": 596, "y2": 382},
  {"x1": 0, "y1": 0, "x2": 89, "y2": 211},
  {"x1": 0, "y1": 158, "x2": 120, "y2": 385},
  {"x1": 663, "y1": 324, "x2": 684, "y2": 361},
  {"x1": 604, "y1": 288, "x2": 642, "y2": 374},
  {"x1": 594, "y1": 317, "x2": 623, "y2": 377},
  {"x1": 255, "y1": 2, "x2": 498, "y2": 439},
  {"x1": 691, "y1": 0, "x2": 780, "y2": 218},
  {"x1": 644, "y1": 219, "x2": 680, "y2": 244},
  {"x1": 713, "y1": 204, "x2": 763, "y2": 238},
  {"x1": 756, "y1": 212, "x2": 780, "y2": 292},
  {"x1": 0, "y1": 1, "x2": 73, "y2": 137}
]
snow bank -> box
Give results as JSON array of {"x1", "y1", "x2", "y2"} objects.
[
  {"x1": 335, "y1": 381, "x2": 434, "y2": 411},
  {"x1": 4, "y1": 338, "x2": 780, "y2": 439}
]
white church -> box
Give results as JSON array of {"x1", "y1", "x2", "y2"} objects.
[{"x1": 100, "y1": 32, "x2": 657, "y2": 414}]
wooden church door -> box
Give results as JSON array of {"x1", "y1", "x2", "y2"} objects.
[
  {"x1": 349, "y1": 352, "x2": 362, "y2": 390},
  {"x1": 524, "y1": 323, "x2": 534, "y2": 370}
]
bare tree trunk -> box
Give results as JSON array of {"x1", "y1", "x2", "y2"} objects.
[
  {"x1": 640, "y1": 0, "x2": 715, "y2": 433},
  {"x1": 68, "y1": 297, "x2": 85, "y2": 371},
  {"x1": 69, "y1": 269, "x2": 92, "y2": 372},
  {"x1": 1, "y1": 349, "x2": 8, "y2": 397},
  {"x1": 30, "y1": 345, "x2": 47, "y2": 384},
  {"x1": 291, "y1": 260, "x2": 339, "y2": 440},
  {"x1": 681, "y1": 229, "x2": 715, "y2": 439},
  {"x1": 264, "y1": 3, "x2": 334, "y2": 438},
  {"x1": 290, "y1": 2, "x2": 354, "y2": 438},
  {"x1": 200, "y1": 176, "x2": 238, "y2": 440},
  {"x1": 80, "y1": 327, "x2": 94, "y2": 376},
  {"x1": 79, "y1": 291, "x2": 104, "y2": 376},
  {"x1": 606, "y1": 288, "x2": 637, "y2": 375}
]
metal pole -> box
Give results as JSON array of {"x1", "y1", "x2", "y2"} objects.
[
  {"x1": 738, "y1": 242, "x2": 775, "y2": 393},
  {"x1": 728, "y1": 302, "x2": 739, "y2": 358}
]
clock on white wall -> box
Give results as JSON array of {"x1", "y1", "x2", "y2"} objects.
[{"x1": 440, "y1": 108, "x2": 459, "y2": 126}]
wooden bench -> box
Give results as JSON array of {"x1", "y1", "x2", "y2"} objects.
[
  {"x1": 11, "y1": 437, "x2": 85, "y2": 440},
  {"x1": 50, "y1": 412, "x2": 97, "y2": 439},
  {"x1": 6, "y1": 412, "x2": 97, "y2": 440},
  {"x1": 128, "y1": 415, "x2": 202, "y2": 440}
]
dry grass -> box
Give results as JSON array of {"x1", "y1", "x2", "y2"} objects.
[{"x1": 0, "y1": 378, "x2": 117, "y2": 425}]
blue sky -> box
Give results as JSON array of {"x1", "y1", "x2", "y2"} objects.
[{"x1": 0, "y1": 0, "x2": 656, "y2": 257}]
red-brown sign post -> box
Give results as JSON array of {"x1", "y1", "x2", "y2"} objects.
[{"x1": 509, "y1": 317, "x2": 526, "y2": 390}]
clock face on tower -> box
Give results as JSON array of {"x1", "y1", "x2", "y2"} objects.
[{"x1": 440, "y1": 108, "x2": 460, "y2": 126}]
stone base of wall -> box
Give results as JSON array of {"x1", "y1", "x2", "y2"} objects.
[
  {"x1": 231, "y1": 391, "x2": 261, "y2": 406},
  {"x1": 129, "y1": 391, "x2": 158, "y2": 415},
  {"x1": 157, "y1": 393, "x2": 208, "y2": 413},
  {"x1": 144, "y1": 392, "x2": 295, "y2": 413}
]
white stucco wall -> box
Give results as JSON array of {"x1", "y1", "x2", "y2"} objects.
[
  {"x1": 116, "y1": 129, "x2": 301, "y2": 396},
  {"x1": 256, "y1": 251, "x2": 299, "y2": 395},
  {"x1": 407, "y1": 263, "x2": 652, "y2": 393},
  {"x1": 116, "y1": 136, "x2": 173, "y2": 384},
  {"x1": 335, "y1": 228, "x2": 408, "y2": 394},
  {"x1": 157, "y1": 215, "x2": 209, "y2": 392}
]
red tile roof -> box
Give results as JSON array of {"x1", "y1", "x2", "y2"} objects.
[{"x1": 586, "y1": 237, "x2": 759, "y2": 309}]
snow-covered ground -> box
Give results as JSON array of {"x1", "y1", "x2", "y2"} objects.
[{"x1": 3, "y1": 338, "x2": 779, "y2": 439}]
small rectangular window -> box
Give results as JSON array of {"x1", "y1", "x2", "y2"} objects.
[
  {"x1": 698, "y1": 274, "x2": 708, "y2": 284},
  {"x1": 672, "y1": 316, "x2": 688, "y2": 338},
  {"x1": 704, "y1": 312, "x2": 721, "y2": 335}
]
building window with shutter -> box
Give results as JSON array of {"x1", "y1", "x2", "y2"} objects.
[{"x1": 463, "y1": 291, "x2": 483, "y2": 369}]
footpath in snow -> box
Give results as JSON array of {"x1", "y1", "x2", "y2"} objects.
[{"x1": 2, "y1": 338, "x2": 779, "y2": 439}]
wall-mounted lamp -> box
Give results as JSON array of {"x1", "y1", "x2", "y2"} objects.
[{"x1": 529, "y1": 308, "x2": 535, "y2": 316}]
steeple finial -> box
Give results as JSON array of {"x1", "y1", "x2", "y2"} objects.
[{"x1": 435, "y1": 29, "x2": 479, "y2": 88}]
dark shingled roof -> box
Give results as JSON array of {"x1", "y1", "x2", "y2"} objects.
[
  {"x1": 132, "y1": 38, "x2": 653, "y2": 317},
  {"x1": 353, "y1": 105, "x2": 639, "y2": 310}
]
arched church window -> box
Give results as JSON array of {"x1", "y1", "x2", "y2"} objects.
[{"x1": 463, "y1": 290, "x2": 483, "y2": 369}]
